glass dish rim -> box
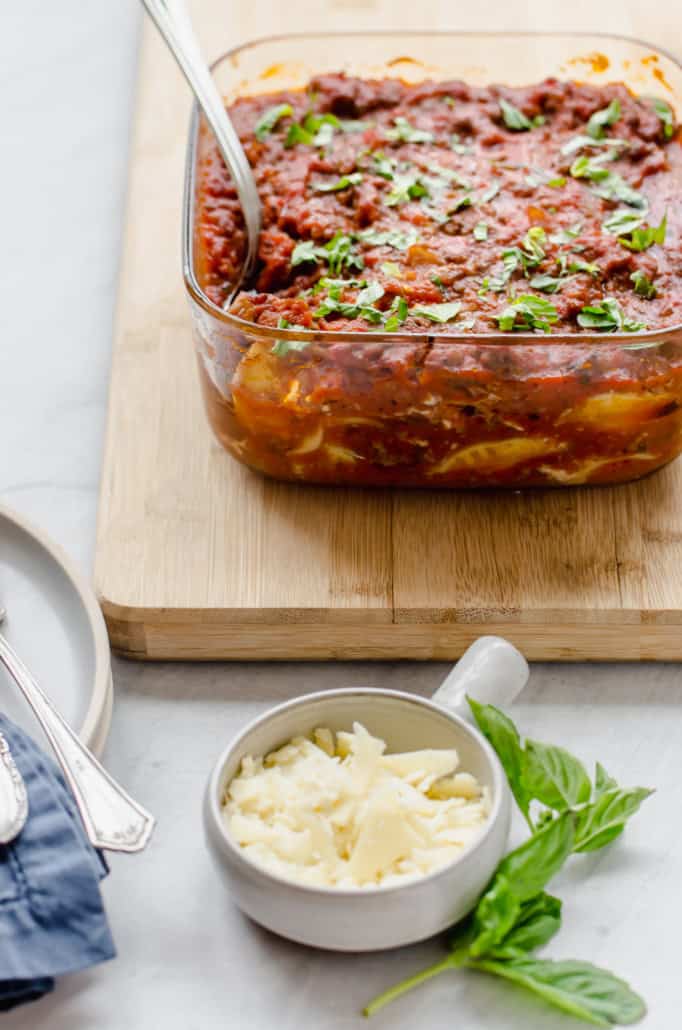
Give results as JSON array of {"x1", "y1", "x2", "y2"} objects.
[{"x1": 182, "y1": 29, "x2": 682, "y2": 349}]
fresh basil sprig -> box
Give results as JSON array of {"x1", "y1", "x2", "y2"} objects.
[
  {"x1": 586, "y1": 99, "x2": 621, "y2": 140},
  {"x1": 364, "y1": 703, "x2": 652, "y2": 1026}
]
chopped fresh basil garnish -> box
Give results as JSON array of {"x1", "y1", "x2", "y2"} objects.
[
  {"x1": 254, "y1": 103, "x2": 293, "y2": 140},
  {"x1": 577, "y1": 298, "x2": 645, "y2": 332},
  {"x1": 384, "y1": 116, "x2": 435, "y2": 144},
  {"x1": 411, "y1": 301, "x2": 463, "y2": 324},
  {"x1": 312, "y1": 172, "x2": 363, "y2": 193},
  {"x1": 473, "y1": 222, "x2": 488, "y2": 241},
  {"x1": 549, "y1": 222, "x2": 582, "y2": 245},
  {"x1": 291, "y1": 240, "x2": 320, "y2": 267},
  {"x1": 358, "y1": 226, "x2": 420, "y2": 250},
  {"x1": 500, "y1": 98, "x2": 532, "y2": 131},
  {"x1": 252, "y1": 103, "x2": 292, "y2": 142},
  {"x1": 447, "y1": 195, "x2": 473, "y2": 214},
  {"x1": 369, "y1": 153, "x2": 396, "y2": 179},
  {"x1": 586, "y1": 99, "x2": 621, "y2": 140},
  {"x1": 497, "y1": 294, "x2": 559, "y2": 332},
  {"x1": 602, "y1": 207, "x2": 647, "y2": 236},
  {"x1": 386, "y1": 173, "x2": 429, "y2": 206},
  {"x1": 315, "y1": 280, "x2": 384, "y2": 324},
  {"x1": 325, "y1": 233, "x2": 364, "y2": 276},
  {"x1": 430, "y1": 165, "x2": 471, "y2": 190},
  {"x1": 479, "y1": 181, "x2": 501, "y2": 204},
  {"x1": 525, "y1": 169, "x2": 566, "y2": 188},
  {"x1": 529, "y1": 274, "x2": 565, "y2": 293},
  {"x1": 292, "y1": 233, "x2": 365, "y2": 275},
  {"x1": 271, "y1": 317, "x2": 310, "y2": 356},
  {"x1": 561, "y1": 134, "x2": 629, "y2": 156},
  {"x1": 285, "y1": 121, "x2": 315, "y2": 148},
  {"x1": 630, "y1": 269, "x2": 657, "y2": 299},
  {"x1": 570, "y1": 155, "x2": 646, "y2": 208},
  {"x1": 564, "y1": 256, "x2": 600, "y2": 277},
  {"x1": 383, "y1": 295, "x2": 409, "y2": 331},
  {"x1": 643, "y1": 96, "x2": 675, "y2": 139},
  {"x1": 618, "y1": 213, "x2": 667, "y2": 252}
]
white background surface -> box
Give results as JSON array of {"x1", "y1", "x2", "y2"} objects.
[{"x1": 1, "y1": 3, "x2": 681, "y2": 1028}]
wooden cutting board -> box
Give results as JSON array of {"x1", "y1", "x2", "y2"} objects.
[{"x1": 95, "y1": 0, "x2": 682, "y2": 661}]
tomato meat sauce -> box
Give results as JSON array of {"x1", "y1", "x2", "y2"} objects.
[{"x1": 192, "y1": 74, "x2": 682, "y2": 487}]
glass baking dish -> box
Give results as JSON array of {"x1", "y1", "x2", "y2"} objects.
[{"x1": 183, "y1": 32, "x2": 682, "y2": 488}]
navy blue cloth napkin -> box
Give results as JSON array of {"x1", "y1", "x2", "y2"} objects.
[{"x1": 0, "y1": 715, "x2": 115, "y2": 1011}]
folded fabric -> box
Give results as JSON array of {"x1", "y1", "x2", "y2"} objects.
[{"x1": 0, "y1": 714, "x2": 115, "y2": 1011}]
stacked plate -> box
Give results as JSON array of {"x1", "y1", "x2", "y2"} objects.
[{"x1": 0, "y1": 504, "x2": 112, "y2": 755}]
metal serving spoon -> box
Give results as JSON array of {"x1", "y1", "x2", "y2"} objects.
[
  {"x1": 0, "y1": 606, "x2": 154, "y2": 853},
  {"x1": 140, "y1": 0, "x2": 262, "y2": 287}
]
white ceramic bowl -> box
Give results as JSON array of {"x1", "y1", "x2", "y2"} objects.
[{"x1": 203, "y1": 651, "x2": 521, "y2": 951}]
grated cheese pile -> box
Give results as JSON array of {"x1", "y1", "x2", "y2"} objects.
[{"x1": 222, "y1": 722, "x2": 490, "y2": 888}]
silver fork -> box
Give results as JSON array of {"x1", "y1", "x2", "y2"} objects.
[{"x1": 0, "y1": 607, "x2": 154, "y2": 853}]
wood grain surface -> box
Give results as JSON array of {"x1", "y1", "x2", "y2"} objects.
[{"x1": 95, "y1": 0, "x2": 682, "y2": 660}]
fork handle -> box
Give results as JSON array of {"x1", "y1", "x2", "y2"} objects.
[{"x1": 0, "y1": 633, "x2": 154, "y2": 853}]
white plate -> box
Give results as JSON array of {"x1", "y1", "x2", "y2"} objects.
[{"x1": 0, "y1": 503, "x2": 112, "y2": 756}]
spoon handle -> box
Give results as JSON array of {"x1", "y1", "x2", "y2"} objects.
[
  {"x1": 432, "y1": 636, "x2": 530, "y2": 720},
  {"x1": 140, "y1": 0, "x2": 261, "y2": 283},
  {"x1": 0, "y1": 730, "x2": 28, "y2": 844},
  {"x1": 0, "y1": 633, "x2": 154, "y2": 853}
]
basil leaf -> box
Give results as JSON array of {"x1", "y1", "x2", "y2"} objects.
[
  {"x1": 324, "y1": 233, "x2": 364, "y2": 276},
  {"x1": 492, "y1": 893, "x2": 562, "y2": 957},
  {"x1": 463, "y1": 957, "x2": 646, "y2": 1027},
  {"x1": 284, "y1": 121, "x2": 315, "y2": 147},
  {"x1": 497, "y1": 294, "x2": 559, "y2": 332},
  {"x1": 355, "y1": 281, "x2": 384, "y2": 307},
  {"x1": 467, "y1": 698, "x2": 531, "y2": 822},
  {"x1": 630, "y1": 269, "x2": 657, "y2": 299},
  {"x1": 643, "y1": 95, "x2": 676, "y2": 139},
  {"x1": 386, "y1": 173, "x2": 429, "y2": 206},
  {"x1": 384, "y1": 116, "x2": 434, "y2": 144},
  {"x1": 254, "y1": 102, "x2": 293, "y2": 140},
  {"x1": 411, "y1": 301, "x2": 462, "y2": 324},
  {"x1": 603, "y1": 208, "x2": 647, "y2": 236},
  {"x1": 383, "y1": 295, "x2": 408, "y2": 331},
  {"x1": 358, "y1": 226, "x2": 420, "y2": 250},
  {"x1": 594, "y1": 762, "x2": 619, "y2": 798},
  {"x1": 473, "y1": 222, "x2": 488, "y2": 241},
  {"x1": 500, "y1": 98, "x2": 532, "y2": 131},
  {"x1": 618, "y1": 213, "x2": 667, "y2": 251},
  {"x1": 291, "y1": 240, "x2": 321, "y2": 267},
  {"x1": 549, "y1": 221, "x2": 582, "y2": 244},
  {"x1": 574, "y1": 787, "x2": 653, "y2": 853},
  {"x1": 525, "y1": 168, "x2": 566, "y2": 188},
  {"x1": 577, "y1": 298, "x2": 645, "y2": 333},
  {"x1": 447, "y1": 195, "x2": 473, "y2": 214},
  {"x1": 564, "y1": 256, "x2": 600, "y2": 277},
  {"x1": 523, "y1": 740, "x2": 592, "y2": 811},
  {"x1": 570, "y1": 155, "x2": 646, "y2": 209},
  {"x1": 368, "y1": 153, "x2": 396, "y2": 179},
  {"x1": 312, "y1": 172, "x2": 363, "y2": 193},
  {"x1": 587, "y1": 99, "x2": 621, "y2": 140},
  {"x1": 469, "y1": 814, "x2": 575, "y2": 957},
  {"x1": 494, "y1": 812, "x2": 575, "y2": 903},
  {"x1": 529, "y1": 274, "x2": 564, "y2": 293},
  {"x1": 479, "y1": 181, "x2": 500, "y2": 204},
  {"x1": 561, "y1": 134, "x2": 629, "y2": 156},
  {"x1": 469, "y1": 875, "x2": 520, "y2": 957},
  {"x1": 272, "y1": 318, "x2": 310, "y2": 356}
]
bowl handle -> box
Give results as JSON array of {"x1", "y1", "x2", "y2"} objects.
[{"x1": 431, "y1": 636, "x2": 529, "y2": 722}]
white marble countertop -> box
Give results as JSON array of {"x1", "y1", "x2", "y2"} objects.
[{"x1": 1, "y1": 4, "x2": 680, "y2": 1028}]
